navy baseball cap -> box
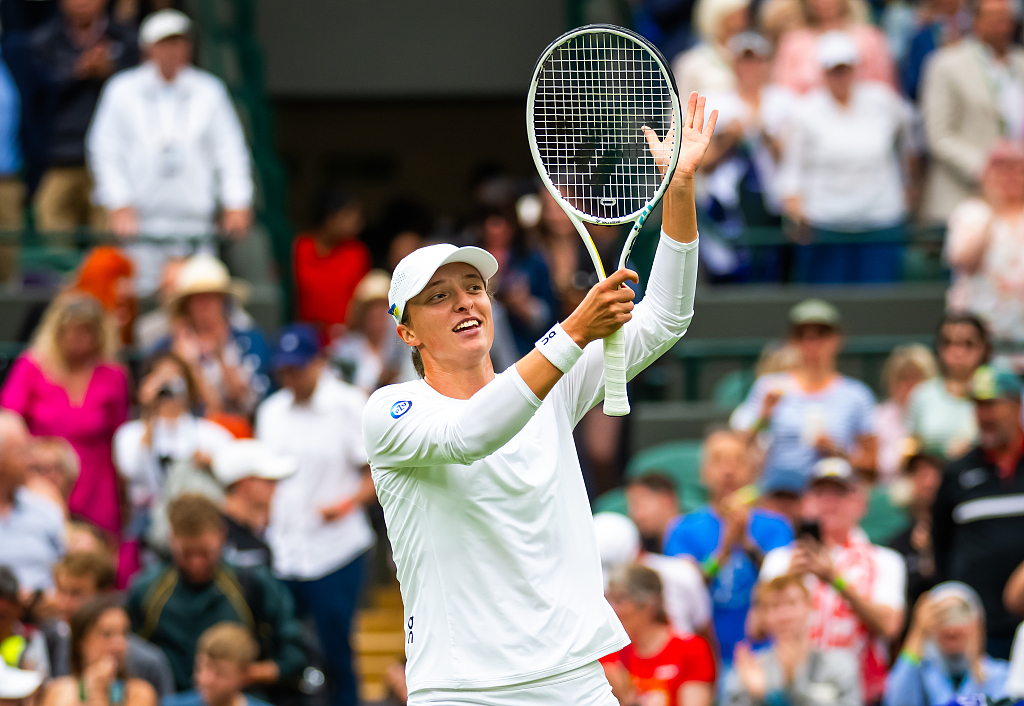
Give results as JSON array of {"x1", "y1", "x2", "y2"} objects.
[
  {"x1": 273, "y1": 323, "x2": 320, "y2": 369},
  {"x1": 761, "y1": 468, "x2": 808, "y2": 497}
]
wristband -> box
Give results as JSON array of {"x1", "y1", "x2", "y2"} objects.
[
  {"x1": 702, "y1": 556, "x2": 720, "y2": 579},
  {"x1": 535, "y1": 323, "x2": 584, "y2": 374},
  {"x1": 832, "y1": 575, "x2": 848, "y2": 592},
  {"x1": 899, "y1": 649, "x2": 922, "y2": 666}
]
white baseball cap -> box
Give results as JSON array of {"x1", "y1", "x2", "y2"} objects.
[
  {"x1": 593, "y1": 512, "x2": 641, "y2": 586},
  {"x1": 140, "y1": 9, "x2": 192, "y2": 47},
  {"x1": 0, "y1": 664, "x2": 43, "y2": 699},
  {"x1": 817, "y1": 31, "x2": 860, "y2": 70},
  {"x1": 388, "y1": 244, "x2": 498, "y2": 323},
  {"x1": 213, "y1": 440, "x2": 297, "y2": 488}
]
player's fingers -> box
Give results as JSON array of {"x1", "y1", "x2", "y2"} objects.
[
  {"x1": 641, "y1": 125, "x2": 661, "y2": 154},
  {"x1": 684, "y1": 91, "x2": 697, "y2": 130},
  {"x1": 606, "y1": 268, "x2": 639, "y2": 288},
  {"x1": 694, "y1": 95, "x2": 706, "y2": 133},
  {"x1": 704, "y1": 109, "x2": 719, "y2": 138}
]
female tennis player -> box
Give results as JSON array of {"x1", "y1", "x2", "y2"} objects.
[{"x1": 363, "y1": 93, "x2": 717, "y2": 706}]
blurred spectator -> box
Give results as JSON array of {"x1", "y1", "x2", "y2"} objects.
[
  {"x1": 40, "y1": 595, "x2": 156, "y2": 706},
  {"x1": 875, "y1": 345, "x2": 938, "y2": 483},
  {"x1": 72, "y1": 247, "x2": 136, "y2": 348},
  {"x1": 330, "y1": 269, "x2": 417, "y2": 393},
  {"x1": 664, "y1": 429, "x2": 794, "y2": 663},
  {"x1": 0, "y1": 54, "x2": 23, "y2": 285},
  {"x1": 732, "y1": 299, "x2": 877, "y2": 482},
  {"x1": 594, "y1": 512, "x2": 714, "y2": 640},
  {"x1": 48, "y1": 552, "x2": 174, "y2": 695},
  {"x1": 0, "y1": 566, "x2": 49, "y2": 674},
  {"x1": 158, "y1": 254, "x2": 271, "y2": 416},
  {"x1": 625, "y1": 473, "x2": 682, "y2": 553},
  {"x1": 724, "y1": 574, "x2": 861, "y2": 706},
  {"x1": 477, "y1": 205, "x2": 557, "y2": 356},
  {"x1": 757, "y1": 468, "x2": 806, "y2": 525},
  {"x1": 701, "y1": 33, "x2": 796, "y2": 238},
  {"x1": 0, "y1": 412, "x2": 64, "y2": 593},
  {"x1": 932, "y1": 364, "x2": 1024, "y2": 659},
  {"x1": 163, "y1": 622, "x2": 271, "y2": 706},
  {"x1": 945, "y1": 142, "x2": 1024, "y2": 346},
  {"x1": 113, "y1": 352, "x2": 233, "y2": 549},
  {"x1": 760, "y1": 458, "x2": 907, "y2": 703},
  {"x1": 772, "y1": 0, "x2": 896, "y2": 93},
  {"x1": 30, "y1": 0, "x2": 138, "y2": 236},
  {"x1": 900, "y1": 0, "x2": 970, "y2": 101},
  {"x1": 134, "y1": 257, "x2": 185, "y2": 352},
  {"x1": 919, "y1": 0, "x2": 1024, "y2": 223},
  {"x1": 672, "y1": 0, "x2": 750, "y2": 97},
  {"x1": 905, "y1": 313, "x2": 988, "y2": 459},
  {"x1": 889, "y1": 453, "x2": 943, "y2": 615},
  {"x1": 885, "y1": 582, "x2": 1010, "y2": 705},
  {"x1": 778, "y1": 32, "x2": 914, "y2": 284},
  {"x1": 602, "y1": 565, "x2": 716, "y2": 706},
  {"x1": 1, "y1": 292, "x2": 129, "y2": 535},
  {"x1": 212, "y1": 439, "x2": 296, "y2": 571},
  {"x1": 293, "y1": 187, "x2": 371, "y2": 341},
  {"x1": 87, "y1": 10, "x2": 253, "y2": 295},
  {"x1": 125, "y1": 493, "x2": 305, "y2": 692},
  {"x1": 24, "y1": 436, "x2": 79, "y2": 515},
  {"x1": 258, "y1": 323, "x2": 374, "y2": 706}
]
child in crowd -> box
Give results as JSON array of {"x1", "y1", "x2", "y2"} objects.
[
  {"x1": 0, "y1": 567, "x2": 49, "y2": 677},
  {"x1": 163, "y1": 623, "x2": 271, "y2": 706}
]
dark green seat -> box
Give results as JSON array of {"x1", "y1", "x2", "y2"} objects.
[
  {"x1": 626, "y1": 440, "x2": 708, "y2": 514},
  {"x1": 861, "y1": 485, "x2": 911, "y2": 545}
]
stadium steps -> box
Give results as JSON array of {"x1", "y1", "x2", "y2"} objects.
[{"x1": 354, "y1": 584, "x2": 405, "y2": 702}]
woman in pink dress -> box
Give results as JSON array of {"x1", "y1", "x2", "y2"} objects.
[
  {"x1": 1, "y1": 292, "x2": 129, "y2": 535},
  {"x1": 772, "y1": 0, "x2": 896, "y2": 93}
]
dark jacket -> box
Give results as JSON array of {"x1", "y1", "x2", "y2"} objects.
[
  {"x1": 932, "y1": 445, "x2": 1024, "y2": 647},
  {"x1": 29, "y1": 15, "x2": 137, "y2": 166},
  {"x1": 125, "y1": 561, "x2": 306, "y2": 692}
]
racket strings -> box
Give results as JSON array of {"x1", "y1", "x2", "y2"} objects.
[{"x1": 533, "y1": 31, "x2": 673, "y2": 221}]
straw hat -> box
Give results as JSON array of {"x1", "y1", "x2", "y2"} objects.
[
  {"x1": 167, "y1": 254, "x2": 248, "y2": 318},
  {"x1": 354, "y1": 269, "x2": 392, "y2": 305}
]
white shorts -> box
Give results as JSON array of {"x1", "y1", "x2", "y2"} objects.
[{"x1": 408, "y1": 661, "x2": 618, "y2": 706}]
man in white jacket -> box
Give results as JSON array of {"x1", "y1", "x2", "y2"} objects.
[{"x1": 87, "y1": 10, "x2": 252, "y2": 295}]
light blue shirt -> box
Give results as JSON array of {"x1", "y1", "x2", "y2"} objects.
[
  {"x1": 0, "y1": 488, "x2": 65, "y2": 591},
  {"x1": 884, "y1": 648, "x2": 1010, "y2": 706},
  {"x1": 731, "y1": 372, "x2": 876, "y2": 480},
  {"x1": 0, "y1": 57, "x2": 21, "y2": 176}
]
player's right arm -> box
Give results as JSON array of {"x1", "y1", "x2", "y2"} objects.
[{"x1": 364, "y1": 273, "x2": 637, "y2": 469}]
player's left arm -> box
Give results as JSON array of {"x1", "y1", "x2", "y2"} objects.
[{"x1": 643, "y1": 91, "x2": 718, "y2": 245}]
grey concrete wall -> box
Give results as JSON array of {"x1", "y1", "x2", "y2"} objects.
[{"x1": 256, "y1": 0, "x2": 564, "y2": 98}]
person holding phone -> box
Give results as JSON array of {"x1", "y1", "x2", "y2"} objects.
[{"x1": 758, "y1": 458, "x2": 907, "y2": 705}]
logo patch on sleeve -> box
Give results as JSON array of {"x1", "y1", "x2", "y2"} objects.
[{"x1": 390, "y1": 400, "x2": 412, "y2": 419}]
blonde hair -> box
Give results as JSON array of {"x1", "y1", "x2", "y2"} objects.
[
  {"x1": 197, "y1": 622, "x2": 259, "y2": 667},
  {"x1": 33, "y1": 436, "x2": 81, "y2": 486},
  {"x1": 882, "y1": 344, "x2": 938, "y2": 397},
  {"x1": 30, "y1": 292, "x2": 119, "y2": 369},
  {"x1": 797, "y1": 0, "x2": 869, "y2": 26},
  {"x1": 757, "y1": 573, "x2": 811, "y2": 603},
  {"x1": 696, "y1": 0, "x2": 752, "y2": 43}
]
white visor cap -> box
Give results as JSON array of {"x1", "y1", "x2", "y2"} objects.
[
  {"x1": 213, "y1": 439, "x2": 297, "y2": 488},
  {"x1": 140, "y1": 9, "x2": 192, "y2": 47},
  {"x1": 817, "y1": 30, "x2": 860, "y2": 70},
  {"x1": 388, "y1": 244, "x2": 499, "y2": 323}
]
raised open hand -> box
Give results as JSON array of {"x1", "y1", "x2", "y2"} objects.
[{"x1": 642, "y1": 91, "x2": 718, "y2": 184}]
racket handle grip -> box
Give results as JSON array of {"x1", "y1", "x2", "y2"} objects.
[{"x1": 602, "y1": 327, "x2": 630, "y2": 417}]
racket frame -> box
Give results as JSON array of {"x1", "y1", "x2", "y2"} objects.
[{"x1": 526, "y1": 24, "x2": 682, "y2": 415}]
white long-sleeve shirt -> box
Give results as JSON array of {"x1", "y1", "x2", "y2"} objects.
[
  {"x1": 363, "y1": 232, "x2": 698, "y2": 695},
  {"x1": 777, "y1": 82, "x2": 913, "y2": 231},
  {"x1": 87, "y1": 62, "x2": 252, "y2": 236}
]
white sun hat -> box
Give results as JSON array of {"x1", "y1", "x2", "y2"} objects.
[
  {"x1": 0, "y1": 663, "x2": 44, "y2": 699},
  {"x1": 388, "y1": 244, "x2": 498, "y2": 323},
  {"x1": 213, "y1": 439, "x2": 298, "y2": 488},
  {"x1": 817, "y1": 30, "x2": 860, "y2": 70},
  {"x1": 593, "y1": 512, "x2": 641, "y2": 588},
  {"x1": 139, "y1": 9, "x2": 192, "y2": 47}
]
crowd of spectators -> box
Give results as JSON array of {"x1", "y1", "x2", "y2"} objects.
[{"x1": 4, "y1": 0, "x2": 1024, "y2": 705}]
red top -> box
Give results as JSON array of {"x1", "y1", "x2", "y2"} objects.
[
  {"x1": 601, "y1": 634, "x2": 716, "y2": 706},
  {"x1": 293, "y1": 234, "x2": 371, "y2": 333}
]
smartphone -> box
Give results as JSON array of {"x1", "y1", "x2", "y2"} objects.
[{"x1": 797, "y1": 519, "x2": 821, "y2": 543}]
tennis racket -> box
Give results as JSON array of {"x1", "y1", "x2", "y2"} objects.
[{"x1": 527, "y1": 24, "x2": 682, "y2": 417}]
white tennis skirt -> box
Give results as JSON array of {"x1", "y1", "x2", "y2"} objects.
[{"x1": 408, "y1": 661, "x2": 618, "y2": 706}]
